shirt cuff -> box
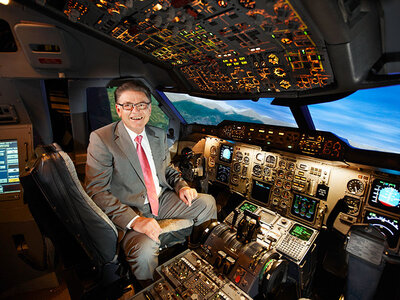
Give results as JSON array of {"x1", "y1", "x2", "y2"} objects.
[{"x1": 127, "y1": 215, "x2": 139, "y2": 229}]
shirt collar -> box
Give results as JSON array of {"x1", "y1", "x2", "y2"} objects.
[{"x1": 123, "y1": 123, "x2": 147, "y2": 145}]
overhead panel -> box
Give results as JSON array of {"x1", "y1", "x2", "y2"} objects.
[{"x1": 30, "y1": 0, "x2": 334, "y2": 96}]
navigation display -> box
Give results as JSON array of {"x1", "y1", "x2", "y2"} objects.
[
  {"x1": 364, "y1": 211, "x2": 400, "y2": 249},
  {"x1": 289, "y1": 224, "x2": 314, "y2": 242},
  {"x1": 0, "y1": 140, "x2": 20, "y2": 194},
  {"x1": 239, "y1": 202, "x2": 258, "y2": 213},
  {"x1": 219, "y1": 144, "x2": 234, "y2": 163},
  {"x1": 368, "y1": 179, "x2": 400, "y2": 214},
  {"x1": 290, "y1": 194, "x2": 318, "y2": 223},
  {"x1": 216, "y1": 164, "x2": 230, "y2": 184},
  {"x1": 251, "y1": 180, "x2": 272, "y2": 204}
]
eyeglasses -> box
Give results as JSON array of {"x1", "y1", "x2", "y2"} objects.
[{"x1": 116, "y1": 102, "x2": 151, "y2": 111}]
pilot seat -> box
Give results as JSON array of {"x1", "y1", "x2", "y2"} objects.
[{"x1": 20, "y1": 143, "x2": 193, "y2": 299}]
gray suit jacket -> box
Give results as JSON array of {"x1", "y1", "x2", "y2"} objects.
[{"x1": 85, "y1": 121, "x2": 188, "y2": 232}]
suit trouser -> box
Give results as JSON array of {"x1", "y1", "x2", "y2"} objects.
[{"x1": 120, "y1": 190, "x2": 217, "y2": 280}]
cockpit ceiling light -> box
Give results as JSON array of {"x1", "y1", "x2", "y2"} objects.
[
  {"x1": 30, "y1": 0, "x2": 335, "y2": 94},
  {"x1": 153, "y1": 3, "x2": 162, "y2": 11},
  {"x1": 0, "y1": 0, "x2": 10, "y2": 5}
]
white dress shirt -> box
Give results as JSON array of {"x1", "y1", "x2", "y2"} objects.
[{"x1": 124, "y1": 124, "x2": 162, "y2": 227}]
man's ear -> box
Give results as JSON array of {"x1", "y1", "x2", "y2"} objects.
[{"x1": 116, "y1": 104, "x2": 123, "y2": 118}]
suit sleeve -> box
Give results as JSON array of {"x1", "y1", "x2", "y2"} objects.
[
  {"x1": 85, "y1": 131, "x2": 137, "y2": 230},
  {"x1": 162, "y1": 133, "x2": 189, "y2": 193}
]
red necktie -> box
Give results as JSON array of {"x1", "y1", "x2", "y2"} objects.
[{"x1": 135, "y1": 135, "x2": 159, "y2": 216}]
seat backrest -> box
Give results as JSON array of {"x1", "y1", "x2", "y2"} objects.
[{"x1": 20, "y1": 143, "x2": 118, "y2": 269}]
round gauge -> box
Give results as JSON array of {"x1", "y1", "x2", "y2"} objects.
[
  {"x1": 263, "y1": 167, "x2": 271, "y2": 176},
  {"x1": 287, "y1": 162, "x2": 295, "y2": 170},
  {"x1": 285, "y1": 171, "x2": 294, "y2": 181},
  {"x1": 284, "y1": 181, "x2": 292, "y2": 190},
  {"x1": 233, "y1": 163, "x2": 241, "y2": 173},
  {"x1": 266, "y1": 155, "x2": 276, "y2": 166},
  {"x1": 278, "y1": 160, "x2": 286, "y2": 168},
  {"x1": 210, "y1": 145, "x2": 217, "y2": 156},
  {"x1": 273, "y1": 188, "x2": 281, "y2": 196},
  {"x1": 277, "y1": 169, "x2": 285, "y2": 178},
  {"x1": 347, "y1": 179, "x2": 364, "y2": 195},
  {"x1": 275, "y1": 179, "x2": 283, "y2": 187},
  {"x1": 282, "y1": 190, "x2": 291, "y2": 199},
  {"x1": 344, "y1": 196, "x2": 360, "y2": 215},
  {"x1": 244, "y1": 156, "x2": 250, "y2": 164},
  {"x1": 208, "y1": 157, "x2": 215, "y2": 168},
  {"x1": 256, "y1": 152, "x2": 264, "y2": 162},
  {"x1": 231, "y1": 174, "x2": 239, "y2": 185},
  {"x1": 252, "y1": 164, "x2": 262, "y2": 176},
  {"x1": 235, "y1": 151, "x2": 243, "y2": 162}
]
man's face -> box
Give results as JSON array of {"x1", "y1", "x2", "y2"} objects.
[{"x1": 116, "y1": 90, "x2": 151, "y2": 134}]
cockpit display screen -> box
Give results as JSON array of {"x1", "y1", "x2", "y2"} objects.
[
  {"x1": 239, "y1": 202, "x2": 258, "y2": 213},
  {"x1": 289, "y1": 224, "x2": 314, "y2": 242},
  {"x1": 290, "y1": 193, "x2": 318, "y2": 223},
  {"x1": 251, "y1": 180, "x2": 272, "y2": 204},
  {"x1": 364, "y1": 210, "x2": 400, "y2": 249},
  {"x1": 368, "y1": 179, "x2": 400, "y2": 214},
  {"x1": 219, "y1": 144, "x2": 234, "y2": 163},
  {"x1": 216, "y1": 164, "x2": 230, "y2": 184},
  {"x1": 0, "y1": 140, "x2": 20, "y2": 195}
]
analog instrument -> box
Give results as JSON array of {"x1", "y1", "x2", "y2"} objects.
[
  {"x1": 266, "y1": 155, "x2": 276, "y2": 167},
  {"x1": 278, "y1": 160, "x2": 286, "y2": 168},
  {"x1": 231, "y1": 174, "x2": 239, "y2": 185},
  {"x1": 253, "y1": 164, "x2": 262, "y2": 176},
  {"x1": 233, "y1": 163, "x2": 241, "y2": 173},
  {"x1": 285, "y1": 171, "x2": 294, "y2": 181},
  {"x1": 287, "y1": 162, "x2": 295, "y2": 170},
  {"x1": 210, "y1": 145, "x2": 217, "y2": 156},
  {"x1": 235, "y1": 151, "x2": 243, "y2": 162},
  {"x1": 264, "y1": 167, "x2": 271, "y2": 176},
  {"x1": 273, "y1": 188, "x2": 281, "y2": 196},
  {"x1": 284, "y1": 181, "x2": 292, "y2": 190},
  {"x1": 208, "y1": 156, "x2": 215, "y2": 167},
  {"x1": 347, "y1": 179, "x2": 364, "y2": 195},
  {"x1": 282, "y1": 190, "x2": 291, "y2": 199},
  {"x1": 344, "y1": 196, "x2": 360, "y2": 215},
  {"x1": 277, "y1": 169, "x2": 285, "y2": 178},
  {"x1": 256, "y1": 152, "x2": 264, "y2": 162}
]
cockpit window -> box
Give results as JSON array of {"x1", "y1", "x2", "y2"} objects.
[
  {"x1": 308, "y1": 84, "x2": 400, "y2": 154},
  {"x1": 165, "y1": 92, "x2": 297, "y2": 128}
]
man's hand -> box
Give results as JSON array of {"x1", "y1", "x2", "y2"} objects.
[
  {"x1": 179, "y1": 186, "x2": 198, "y2": 207},
  {"x1": 131, "y1": 216, "x2": 162, "y2": 242}
]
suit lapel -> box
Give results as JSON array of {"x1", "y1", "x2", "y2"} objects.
[{"x1": 114, "y1": 121, "x2": 145, "y2": 185}]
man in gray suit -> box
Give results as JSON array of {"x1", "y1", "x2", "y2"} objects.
[{"x1": 85, "y1": 80, "x2": 217, "y2": 281}]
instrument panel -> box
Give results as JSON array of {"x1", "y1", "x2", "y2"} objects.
[
  {"x1": 217, "y1": 120, "x2": 346, "y2": 160},
  {"x1": 202, "y1": 134, "x2": 400, "y2": 252},
  {"x1": 30, "y1": 0, "x2": 334, "y2": 97}
]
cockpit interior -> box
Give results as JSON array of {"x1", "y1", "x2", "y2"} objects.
[{"x1": 1, "y1": 0, "x2": 400, "y2": 299}]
